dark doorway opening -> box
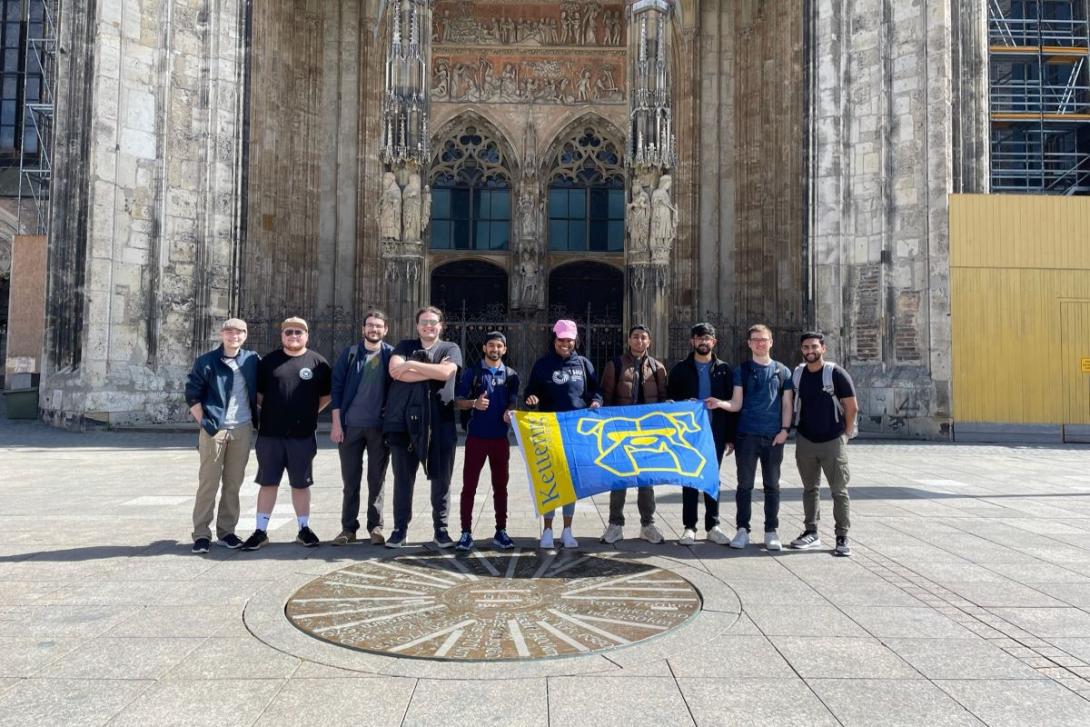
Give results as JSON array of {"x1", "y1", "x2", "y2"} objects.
[
  {"x1": 430, "y1": 259, "x2": 508, "y2": 320},
  {"x1": 548, "y1": 261, "x2": 623, "y2": 323}
]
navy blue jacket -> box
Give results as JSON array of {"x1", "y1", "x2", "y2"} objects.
[
  {"x1": 667, "y1": 353, "x2": 738, "y2": 448},
  {"x1": 330, "y1": 340, "x2": 394, "y2": 428},
  {"x1": 524, "y1": 351, "x2": 603, "y2": 412},
  {"x1": 184, "y1": 346, "x2": 260, "y2": 435}
]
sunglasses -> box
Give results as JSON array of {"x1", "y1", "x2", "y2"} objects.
[{"x1": 282, "y1": 329, "x2": 306, "y2": 336}]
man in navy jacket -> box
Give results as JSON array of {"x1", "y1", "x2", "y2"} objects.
[{"x1": 184, "y1": 318, "x2": 260, "y2": 554}]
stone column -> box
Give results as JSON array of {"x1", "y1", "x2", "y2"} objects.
[
  {"x1": 625, "y1": 0, "x2": 676, "y2": 351},
  {"x1": 380, "y1": 0, "x2": 433, "y2": 342}
]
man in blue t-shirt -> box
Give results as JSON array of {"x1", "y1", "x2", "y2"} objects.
[
  {"x1": 728, "y1": 324, "x2": 794, "y2": 551},
  {"x1": 454, "y1": 331, "x2": 520, "y2": 552}
]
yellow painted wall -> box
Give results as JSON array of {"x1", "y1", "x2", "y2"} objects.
[{"x1": 950, "y1": 194, "x2": 1090, "y2": 425}]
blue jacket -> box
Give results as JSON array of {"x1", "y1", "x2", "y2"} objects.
[
  {"x1": 184, "y1": 346, "x2": 260, "y2": 436},
  {"x1": 330, "y1": 340, "x2": 394, "y2": 428},
  {"x1": 524, "y1": 351, "x2": 602, "y2": 412}
]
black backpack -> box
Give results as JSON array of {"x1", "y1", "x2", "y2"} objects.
[{"x1": 460, "y1": 364, "x2": 515, "y2": 431}]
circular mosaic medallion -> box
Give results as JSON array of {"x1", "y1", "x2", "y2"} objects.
[{"x1": 286, "y1": 550, "x2": 702, "y2": 661}]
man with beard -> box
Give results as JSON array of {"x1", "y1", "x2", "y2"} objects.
[
  {"x1": 454, "y1": 331, "x2": 520, "y2": 551},
  {"x1": 242, "y1": 317, "x2": 332, "y2": 550},
  {"x1": 329, "y1": 310, "x2": 394, "y2": 546},
  {"x1": 667, "y1": 322, "x2": 738, "y2": 545},
  {"x1": 384, "y1": 306, "x2": 463, "y2": 549},
  {"x1": 788, "y1": 331, "x2": 858, "y2": 557}
]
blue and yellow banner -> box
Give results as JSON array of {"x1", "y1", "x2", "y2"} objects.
[{"x1": 512, "y1": 401, "x2": 720, "y2": 515}]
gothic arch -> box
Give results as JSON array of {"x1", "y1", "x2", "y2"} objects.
[
  {"x1": 541, "y1": 112, "x2": 626, "y2": 182},
  {"x1": 429, "y1": 111, "x2": 520, "y2": 177}
]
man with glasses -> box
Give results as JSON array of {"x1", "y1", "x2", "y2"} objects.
[
  {"x1": 329, "y1": 310, "x2": 394, "y2": 546},
  {"x1": 185, "y1": 318, "x2": 259, "y2": 554},
  {"x1": 383, "y1": 306, "x2": 463, "y2": 549},
  {"x1": 667, "y1": 322, "x2": 738, "y2": 545},
  {"x1": 241, "y1": 317, "x2": 332, "y2": 550},
  {"x1": 729, "y1": 324, "x2": 794, "y2": 551}
]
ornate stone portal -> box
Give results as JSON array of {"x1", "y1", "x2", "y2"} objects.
[{"x1": 286, "y1": 551, "x2": 701, "y2": 660}]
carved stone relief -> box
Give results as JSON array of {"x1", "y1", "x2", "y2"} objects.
[
  {"x1": 626, "y1": 183, "x2": 651, "y2": 263},
  {"x1": 433, "y1": 1, "x2": 625, "y2": 48},
  {"x1": 649, "y1": 173, "x2": 676, "y2": 266},
  {"x1": 433, "y1": 55, "x2": 624, "y2": 105},
  {"x1": 379, "y1": 171, "x2": 402, "y2": 241}
]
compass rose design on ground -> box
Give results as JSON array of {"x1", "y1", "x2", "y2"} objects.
[{"x1": 285, "y1": 550, "x2": 702, "y2": 661}]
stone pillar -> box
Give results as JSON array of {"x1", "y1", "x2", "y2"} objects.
[
  {"x1": 625, "y1": 0, "x2": 676, "y2": 352},
  {"x1": 380, "y1": 0, "x2": 433, "y2": 342},
  {"x1": 511, "y1": 118, "x2": 545, "y2": 317}
]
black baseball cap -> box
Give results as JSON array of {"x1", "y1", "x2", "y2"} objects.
[
  {"x1": 484, "y1": 331, "x2": 507, "y2": 344},
  {"x1": 690, "y1": 322, "x2": 716, "y2": 338}
]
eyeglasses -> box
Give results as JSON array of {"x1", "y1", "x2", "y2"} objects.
[
  {"x1": 418, "y1": 319, "x2": 441, "y2": 326},
  {"x1": 364, "y1": 323, "x2": 386, "y2": 329},
  {"x1": 282, "y1": 329, "x2": 306, "y2": 336}
]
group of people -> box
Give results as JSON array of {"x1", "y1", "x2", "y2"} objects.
[{"x1": 184, "y1": 308, "x2": 858, "y2": 558}]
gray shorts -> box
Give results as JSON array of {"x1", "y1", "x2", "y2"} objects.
[{"x1": 255, "y1": 435, "x2": 317, "y2": 489}]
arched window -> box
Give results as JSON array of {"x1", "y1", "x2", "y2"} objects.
[
  {"x1": 429, "y1": 125, "x2": 511, "y2": 251},
  {"x1": 547, "y1": 127, "x2": 625, "y2": 252}
]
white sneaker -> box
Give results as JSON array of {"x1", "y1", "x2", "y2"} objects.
[
  {"x1": 540, "y1": 530, "x2": 554, "y2": 549},
  {"x1": 708, "y1": 526, "x2": 730, "y2": 545},
  {"x1": 560, "y1": 527, "x2": 579, "y2": 549},
  {"x1": 640, "y1": 524, "x2": 665, "y2": 544},
  {"x1": 765, "y1": 530, "x2": 782, "y2": 551},
  {"x1": 729, "y1": 528, "x2": 750, "y2": 549},
  {"x1": 678, "y1": 528, "x2": 697, "y2": 545},
  {"x1": 601, "y1": 524, "x2": 624, "y2": 544}
]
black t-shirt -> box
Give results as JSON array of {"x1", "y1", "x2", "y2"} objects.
[
  {"x1": 389, "y1": 338, "x2": 463, "y2": 425},
  {"x1": 257, "y1": 349, "x2": 332, "y2": 438},
  {"x1": 795, "y1": 364, "x2": 856, "y2": 443}
]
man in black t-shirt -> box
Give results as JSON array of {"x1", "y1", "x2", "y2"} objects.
[
  {"x1": 241, "y1": 317, "x2": 332, "y2": 551},
  {"x1": 383, "y1": 306, "x2": 463, "y2": 549},
  {"x1": 788, "y1": 331, "x2": 858, "y2": 557}
]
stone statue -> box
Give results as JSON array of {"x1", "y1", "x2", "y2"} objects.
[
  {"x1": 517, "y1": 252, "x2": 542, "y2": 310},
  {"x1": 650, "y1": 175, "x2": 677, "y2": 265},
  {"x1": 422, "y1": 184, "x2": 432, "y2": 235},
  {"x1": 379, "y1": 172, "x2": 401, "y2": 241},
  {"x1": 402, "y1": 172, "x2": 423, "y2": 242},
  {"x1": 517, "y1": 190, "x2": 541, "y2": 240},
  {"x1": 627, "y1": 184, "x2": 651, "y2": 259}
]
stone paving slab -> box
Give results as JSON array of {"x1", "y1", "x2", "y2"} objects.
[{"x1": 2, "y1": 418, "x2": 1090, "y2": 724}]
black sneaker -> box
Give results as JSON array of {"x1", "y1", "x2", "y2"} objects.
[
  {"x1": 434, "y1": 529, "x2": 455, "y2": 549},
  {"x1": 191, "y1": 538, "x2": 210, "y2": 554},
  {"x1": 241, "y1": 530, "x2": 268, "y2": 551},
  {"x1": 386, "y1": 529, "x2": 407, "y2": 549},
  {"x1": 217, "y1": 533, "x2": 243, "y2": 549},
  {"x1": 789, "y1": 531, "x2": 822, "y2": 550},
  {"x1": 834, "y1": 535, "x2": 852, "y2": 557},
  {"x1": 296, "y1": 526, "x2": 320, "y2": 547}
]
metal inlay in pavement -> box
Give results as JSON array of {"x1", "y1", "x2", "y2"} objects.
[{"x1": 285, "y1": 549, "x2": 703, "y2": 661}]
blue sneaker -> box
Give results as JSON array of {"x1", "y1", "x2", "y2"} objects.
[
  {"x1": 434, "y1": 529, "x2": 455, "y2": 548},
  {"x1": 492, "y1": 529, "x2": 515, "y2": 549},
  {"x1": 455, "y1": 531, "x2": 474, "y2": 551},
  {"x1": 385, "y1": 529, "x2": 407, "y2": 549}
]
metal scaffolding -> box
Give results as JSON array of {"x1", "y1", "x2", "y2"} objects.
[
  {"x1": 17, "y1": 0, "x2": 59, "y2": 234},
  {"x1": 989, "y1": 0, "x2": 1090, "y2": 194}
]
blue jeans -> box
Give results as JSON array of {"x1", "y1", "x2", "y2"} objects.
[{"x1": 734, "y1": 432, "x2": 782, "y2": 532}]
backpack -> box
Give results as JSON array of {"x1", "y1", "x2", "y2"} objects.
[
  {"x1": 460, "y1": 363, "x2": 514, "y2": 431},
  {"x1": 791, "y1": 362, "x2": 857, "y2": 438}
]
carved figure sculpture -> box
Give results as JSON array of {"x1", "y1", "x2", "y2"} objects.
[
  {"x1": 518, "y1": 253, "x2": 542, "y2": 309},
  {"x1": 650, "y1": 175, "x2": 678, "y2": 265},
  {"x1": 627, "y1": 184, "x2": 651, "y2": 259},
  {"x1": 402, "y1": 172, "x2": 423, "y2": 242},
  {"x1": 576, "y1": 68, "x2": 591, "y2": 101},
  {"x1": 433, "y1": 62, "x2": 450, "y2": 98},
  {"x1": 379, "y1": 172, "x2": 402, "y2": 241}
]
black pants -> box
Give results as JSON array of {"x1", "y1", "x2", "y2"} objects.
[
  {"x1": 734, "y1": 432, "x2": 783, "y2": 532},
  {"x1": 337, "y1": 425, "x2": 389, "y2": 533},
  {"x1": 389, "y1": 423, "x2": 456, "y2": 533},
  {"x1": 682, "y1": 440, "x2": 727, "y2": 531}
]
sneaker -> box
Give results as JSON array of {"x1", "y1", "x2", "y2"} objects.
[
  {"x1": 331, "y1": 530, "x2": 357, "y2": 546},
  {"x1": 708, "y1": 526, "x2": 730, "y2": 545},
  {"x1": 560, "y1": 527, "x2": 579, "y2": 549},
  {"x1": 456, "y1": 531, "x2": 474, "y2": 551},
  {"x1": 296, "y1": 526, "x2": 320, "y2": 547},
  {"x1": 789, "y1": 531, "x2": 822, "y2": 550},
  {"x1": 678, "y1": 528, "x2": 697, "y2": 546},
  {"x1": 216, "y1": 533, "x2": 243, "y2": 549},
  {"x1": 765, "y1": 530, "x2": 782, "y2": 551},
  {"x1": 540, "y1": 530, "x2": 555, "y2": 549},
  {"x1": 241, "y1": 530, "x2": 268, "y2": 551},
  {"x1": 492, "y1": 529, "x2": 515, "y2": 549},
  {"x1": 434, "y1": 529, "x2": 455, "y2": 549},
  {"x1": 601, "y1": 524, "x2": 624, "y2": 544},
  {"x1": 640, "y1": 524, "x2": 665, "y2": 544},
  {"x1": 834, "y1": 535, "x2": 852, "y2": 557},
  {"x1": 385, "y1": 529, "x2": 407, "y2": 548},
  {"x1": 729, "y1": 528, "x2": 750, "y2": 549},
  {"x1": 369, "y1": 527, "x2": 385, "y2": 545},
  {"x1": 191, "y1": 538, "x2": 210, "y2": 554}
]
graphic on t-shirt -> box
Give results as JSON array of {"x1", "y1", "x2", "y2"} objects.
[
  {"x1": 300, "y1": 368, "x2": 313, "y2": 380},
  {"x1": 575, "y1": 410, "x2": 707, "y2": 478},
  {"x1": 552, "y1": 370, "x2": 572, "y2": 384}
]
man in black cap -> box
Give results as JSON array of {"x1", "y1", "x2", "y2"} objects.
[
  {"x1": 666, "y1": 322, "x2": 739, "y2": 545},
  {"x1": 454, "y1": 331, "x2": 520, "y2": 551}
]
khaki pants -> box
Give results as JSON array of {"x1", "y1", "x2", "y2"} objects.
[
  {"x1": 192, "y1": 422, "x2": 253, "y2": 541},
  {"x1": 795, "y1": 432, "x2": 851, "y2": 536}
]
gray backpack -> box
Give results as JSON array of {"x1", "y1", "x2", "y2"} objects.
[{"x1": 791, "y1": 362, "x2": 857, "y2": 438}]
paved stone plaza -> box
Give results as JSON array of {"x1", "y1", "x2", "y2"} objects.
[{"x1": 3, "y1": 414, "x2": 1090, "y2": 726}]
